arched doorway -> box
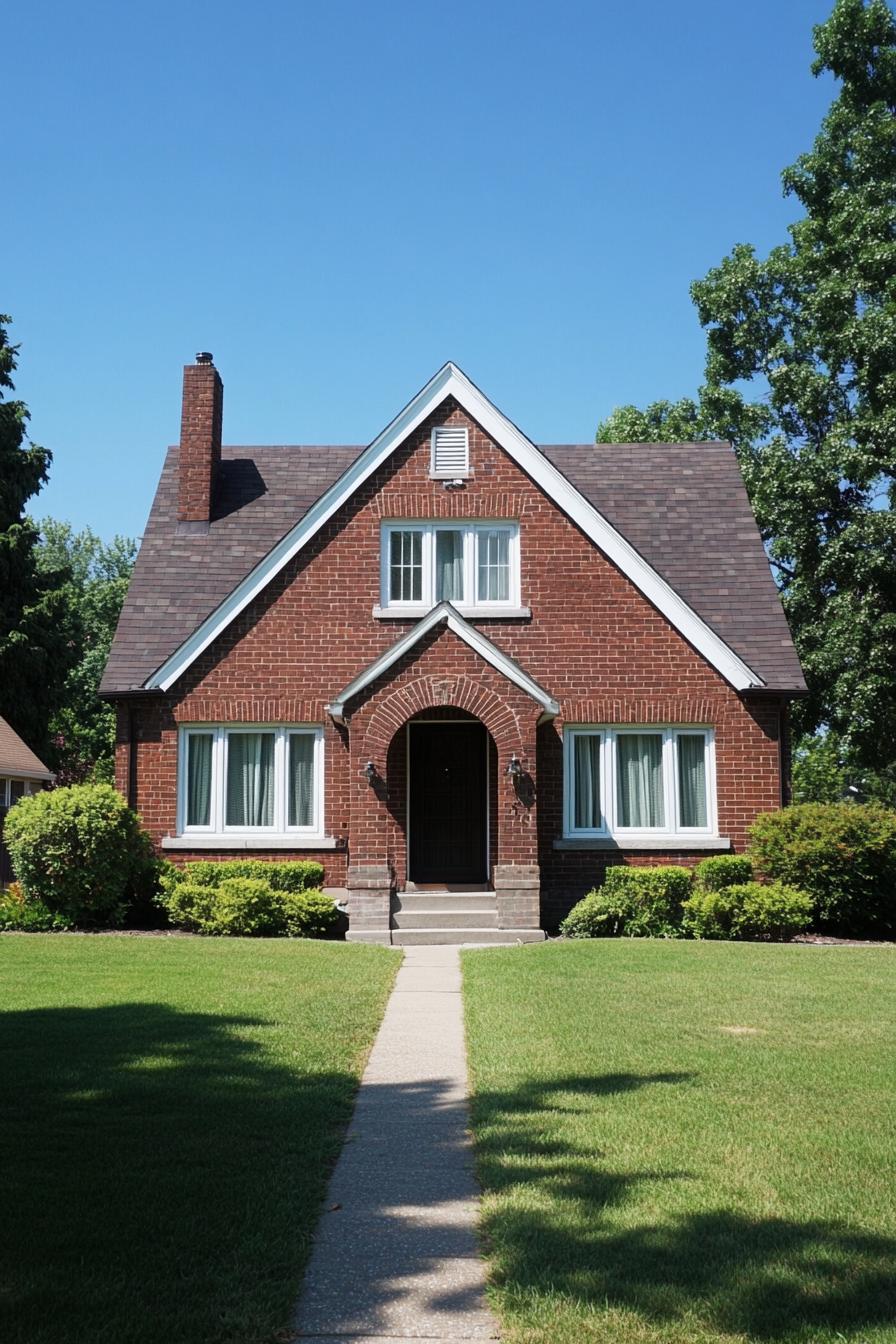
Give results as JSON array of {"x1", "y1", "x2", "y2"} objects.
[{"x1": 406, "y1": 717, "x2": 490, "y2": 884}]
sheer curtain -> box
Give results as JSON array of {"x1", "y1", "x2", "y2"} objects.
[
  {"x1": 574, "y1": 734, "x2": 601, "y2": 829},
  {"x1": 677, "y1": 735, "x2": 707, "y2": 827},
  {"x1": 477, "y1": 529, "x2": 510, "y2": 601},
  {"x1": 186, "y1": 733, "x2": 213, "y2": 826},
  {"x1": 617, "y1": 733, "x2": 665, "y2": 827},
  {"x1": 289, "y1": 734, "x2": 315, "y2": 827},
  {"x1": 226, "y1": 732, "x2": 274, "y2": 826},
  {"x1": 436, "y1": 530, "x2": 464, "y2": 601}
]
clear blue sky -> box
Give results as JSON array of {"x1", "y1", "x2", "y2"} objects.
[{"x1": 8, "y1": 0, "x2": 834, "y2": 542}]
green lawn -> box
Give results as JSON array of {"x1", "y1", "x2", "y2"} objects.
[
  {"x1": 462, "y1": 940, "x2": 896, "y2": 1344},
  {"x1": 0, "y1": 934, "x2": 399, "y2": 1344}
]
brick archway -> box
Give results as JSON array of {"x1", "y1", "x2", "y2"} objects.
[{"x1": 361, "y1": 674, "x2": 524, "y2": 764}]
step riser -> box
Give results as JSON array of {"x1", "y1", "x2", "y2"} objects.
[
  {"x1": 393, "y1": 894, "x2": 498, "y2": 913},
  {"x1": 392, "y1": 910, "x2": 498, "y2": 930},
  {"x1": 391, "y1": 928, "x2": 546, "y2": 946}
]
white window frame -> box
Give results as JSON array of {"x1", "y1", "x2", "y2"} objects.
[
  {"x1": 563, "y1": 725, "x2": 717, "y2": 840},
  {"x1": 177, "y1": 725, "x2": 324, "y2": 839},
  {"x1": 430, "y1": 425, "x2": 470, "y2": 478},
  {"x1": 0, "y1": 777, "x2": 36, "y2": 808},
  {"x1": 380, "y1": 521, "x2": 520, "y2": 614}
]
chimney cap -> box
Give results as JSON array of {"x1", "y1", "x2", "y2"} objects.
[{"x1": 195, "y1": 351, "x2": 214, "y2": 364}]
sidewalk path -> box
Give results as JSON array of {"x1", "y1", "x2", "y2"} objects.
[{"x1": 292, "y1": 944, "x2": 499, "y2": 1342}]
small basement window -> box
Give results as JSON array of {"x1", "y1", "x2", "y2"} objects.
[{"x1": 431, "y1": 425, "x2": 470, "y2": 477}]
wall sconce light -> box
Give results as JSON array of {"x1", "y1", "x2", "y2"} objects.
[
  {"x1": 364, "y1": 760, "x2": 378, "y2": 784},
  {"x1": 505, "y1": 753, "x2": 523, "y2": 777}
]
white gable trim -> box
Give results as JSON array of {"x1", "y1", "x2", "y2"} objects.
[
  {"x1": 326, "y1": 602, "x2": 561, "y2": 725},
  {"x1": 144, "y1": 362, "x2": 763, "y2": 692}
]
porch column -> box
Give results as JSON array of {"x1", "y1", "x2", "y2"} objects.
[
  {"x1": 344, "y1": 726, "x2": 393, "y2": 944},
  {"x1": 493, "y1": 716, "x2": 542, "y2": 930}
]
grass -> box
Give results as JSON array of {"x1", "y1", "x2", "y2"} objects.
[
  {"x1": 462, "y1": 939, "x2": 896, "y2": 1344},
  {"x1": 0, "y1": 934, "x2": 399, "y2": 1344}
]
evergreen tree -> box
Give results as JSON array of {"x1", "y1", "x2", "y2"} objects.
[{"x1": 0, "y1": 317, "x2": 77, "y2": 758}]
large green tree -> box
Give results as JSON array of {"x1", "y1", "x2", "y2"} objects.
[
  {"x1": 0, "y1": 317, "x2": 77, "y2": 759},
  {"x1": 597, "y1": 0, "x2": 896, "y2": 786},
  {"x1": 35, "y1": 522, "x2": 136, "y2": 783}
]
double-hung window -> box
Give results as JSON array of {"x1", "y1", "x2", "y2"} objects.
[
  {"x1": 564, "y1": 726, "x2": 716, "y2": 838},
  {"x1": 382, "y1": 522, "x2": 519, "y2": 612},
  {"x1": 179, "y1": 725, "x2": 324, "y2": 837}
]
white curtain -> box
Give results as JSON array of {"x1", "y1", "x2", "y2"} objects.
[
  {"x1": 436, "y1": 531, "x2": 464, "y2": 601},
  {"x1": 477, "y1": 529, "x2": 510, "y2": 601},
  {"x1": 186, "y1": 732, "x2": 213, "y2": 826},
  {"x1": 289, "y1": 734, "x2": 315, "y2": 827},
  {"x1": 574, "y1": 734, "x2": 601, "y2": 829},
  {"x1": 617, "y1": 733, "x2": 665, "y2": 827},
  {"x1": 226, "y1": 732, "x2": 274, "y2": 827},
  {"x1": 678, "y1": 735, "x2": 707, "y2": 827}
]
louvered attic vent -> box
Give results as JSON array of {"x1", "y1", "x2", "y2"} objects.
[{"x1": 431, "y1": 425, "x2": 470, "y2": 477}]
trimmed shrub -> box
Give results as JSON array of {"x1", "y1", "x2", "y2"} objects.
[
  {"x1": 561, "y1": 865, "x2": 692, "y2": 938},
  {"x1": 174, "y1": 859, "x2": 324, "y2": 893},
  {"x1": 0, "y1": 883, "x2": 73, "y2": 932},
  {"x1": 748, "y1": 803, "x2": 896, "y2": 938},
  {"x1": 157, "y1": 861, "x2": 339, "y2": 938},
  {"x1": 4, "y1": 784, "x2": 156, "y2": 926},
  {"x1": 282, "y1": 890, "x2": 342, "y2": 939},
  {"x1": 693, "y1": 855, "x2": 753, "y2": 892},
  {"x1": 683, "y1": 880, "x2": 813, "y2": 941}
]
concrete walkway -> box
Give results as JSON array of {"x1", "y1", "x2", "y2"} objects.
[{"x1": 292, "y1": 944, "x2": 499, "y2": 1342}]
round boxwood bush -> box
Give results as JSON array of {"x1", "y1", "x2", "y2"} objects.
[
  {"x1": 4, "y1": 784, "x2": 156, "y2": 926},
  {"x1": 683, "y1": 880, "x2": 813, "y2": 941},
  {"x1": 560, "y1": 865, "x2": 692, "y2": 938},
  {"x1": 693, "y1": 855, "x2": 753, "y2": 892},
  {"x1": 748, "y1": 803, "x2": 896, "y2": 939}
]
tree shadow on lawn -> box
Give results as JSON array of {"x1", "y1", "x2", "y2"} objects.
[
  {"x1": 0, "y1": 1002, "x2": 359, "y2": 1344},
  {"x1": 472, "y1": 1073, "x2": 896, "y2": 1340}
]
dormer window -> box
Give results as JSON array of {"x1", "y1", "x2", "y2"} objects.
[
  {"x1": 431, "y1": 425, "x2": 469, "y2": 478},
  {"x1": 380, "y1": 521, "x2": 520, "y2": 615}
]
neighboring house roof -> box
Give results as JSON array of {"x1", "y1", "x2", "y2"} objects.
[
  {"x1": 327, "y1": 602, "x2": 561, "y2": 726},
  {"x1": 101, "y1": 364, "x2": 805, "y2": 696},
  {"x1": 0, "y1": 716, "x2": 53, "y2": 780}
]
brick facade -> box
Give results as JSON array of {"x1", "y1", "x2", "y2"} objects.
[{"x1": 114, "y1": 394, "x2": 789, "y2": 932}]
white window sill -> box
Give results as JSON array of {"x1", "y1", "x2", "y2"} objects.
[
  {"x1": 554, "y1": 835, "x2": 731, "y2": 852},
  {"x1": 372, "y1": 605, "x2": 531, "y2": 621},
  {"x1": 162, "y1": 834, "x2": 340, "y2": 851}
]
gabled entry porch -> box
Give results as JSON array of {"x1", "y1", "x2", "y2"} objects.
[{"x1": 326, "y1": 603, "x2": 555, "y2": 944}]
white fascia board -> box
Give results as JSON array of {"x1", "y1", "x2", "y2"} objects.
[
  {"x1": 146, "y1": 361, "x2": 762, "y2": 692},
  {"x1": 326, "y1": 602, "x2": 560, "y2": 723}
]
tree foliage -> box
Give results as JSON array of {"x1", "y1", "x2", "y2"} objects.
[
  {"x1": 0, "y1": 317, "x2": 77, "y2": 759},
  {"x1": 35, "y1": 521, "x2": 136, "y2": 783},
  {"x1": 596, "y1": 0, "x2": 896, "y2": 779}
]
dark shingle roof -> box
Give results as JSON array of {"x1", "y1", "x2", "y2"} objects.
[{"x1": 101, "y1": 441, "x2": 805, "y2": 695}]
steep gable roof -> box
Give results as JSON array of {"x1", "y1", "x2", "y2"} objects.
[{"x1": 103, "y1": 363, "x2": 792, "y2": 696}]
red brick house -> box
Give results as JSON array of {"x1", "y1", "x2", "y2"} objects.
[{"x1": 100, "y1": 354, "x2": 805, "y2": 942}]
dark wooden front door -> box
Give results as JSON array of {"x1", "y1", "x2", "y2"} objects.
[{"x1": 408, "y1": 723, "x2": 487, "y2": 883}]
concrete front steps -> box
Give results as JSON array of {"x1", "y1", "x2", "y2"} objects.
[{"x1": 390, "y1": 887, "x2": 545, "y2": 946}]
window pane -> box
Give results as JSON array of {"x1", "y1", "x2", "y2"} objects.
[
  {"x1": 477, "y1": 529, "x2": 510, "y2": 602},
  {"x1": 288, "y1": 734, "x2": 315, "y2": 828},
  {"x1": 616, "y1": 733, "x2": 665, "y2": 827},
  {"x1": 9, "y1": 780, "x2": 25, "y2": 802},
  {"x1": 573, "y1": 734, "x2": 601, "y2": 829},
  {"x1": 389, "y1": 530, "x2": 423, "y2": 602},
  {"x1": 678, "y1": 735, "x2": 707, "y2": 827},
  {"x1": 226, "y1": 732, "x2": 275, "y2": 826},
  {"x1": 435, "y1": 530, "x2": 464, "y2": 602},
  {"x1": 186, "y1": 733, "x2": 213, "y2": 826}
]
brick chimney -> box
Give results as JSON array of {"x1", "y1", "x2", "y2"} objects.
[{"x1": 178, "y1": 352, "x2": 223, "y2": 529}]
